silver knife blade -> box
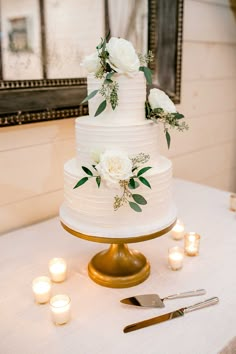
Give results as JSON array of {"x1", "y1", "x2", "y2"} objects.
[
  {"x1": 124, "y1": 309, "x2": 184, "y2": 333},
  {"x1": 123, "y1": 297, "x2": 219, "y2": 333}
]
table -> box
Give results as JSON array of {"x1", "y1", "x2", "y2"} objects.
[{"x1": 0, "y1": 179, "x2": 236, "y2": 354}]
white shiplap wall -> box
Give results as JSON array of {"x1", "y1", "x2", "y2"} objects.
[{"x1": 0, "y1": 0, "x2": 236, "y2": 234}]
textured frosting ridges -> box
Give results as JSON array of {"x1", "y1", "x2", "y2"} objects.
[
  {"x1": 61, "y1": 157, "x2": 175, "y2": 237},
  {"x1": 87, "y1": 72, "x2": 146, "y2": 124},
  {"x1": 75, "y1": 117, "x2": 160, "y2": 166}
]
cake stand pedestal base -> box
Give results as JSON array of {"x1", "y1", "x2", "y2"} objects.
[
  {"x1": 88, "y1": 244, "x2": 150, "y2": 288},
  {"x1": 60, "y1": 219, "x2": 176, "y2": 288}
]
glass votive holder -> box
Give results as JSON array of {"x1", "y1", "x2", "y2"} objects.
[
  {"x1": 184, "y1": 232, "x2": 200, "y2": 256},
  {"x1": 50, "y1": 294, "x2": 71, "y2": 325},
  {"x1": 49, "y1": 258, "x2": 67, "y2": 283},
  {"x1": 168, "y1": 246, "x2": 184, "y2": 270},
  {"x1": 171, "y1": 219, "x2": 185, "y2": 240},
  {"x1": 32, "y1": 276, "x2": 52, "y2": 304},
  {"x1": 230, "y1": 193, "x2": 236, "y2": 212}
]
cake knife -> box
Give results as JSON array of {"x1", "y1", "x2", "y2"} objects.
[
  {"x1": 123, "y1": 297, "x2": 219, "y2": 333},
  {"x1": 120, "y1": 288, "x2": 206, "y2": 308}
]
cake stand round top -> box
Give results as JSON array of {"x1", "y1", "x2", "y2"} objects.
[{"x1": 60, "y1": 204, "x2": 177, "y2": 244}]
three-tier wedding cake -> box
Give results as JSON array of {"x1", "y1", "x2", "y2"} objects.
[{"x1": 60, "y1": 36, "x2": 186, "y2": 238}]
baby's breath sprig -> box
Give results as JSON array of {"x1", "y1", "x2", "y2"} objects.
[
  {"x1": 99, "y1": 80, "x2": 119, "y2": 110},
  {"x1": 113, "y1": 154, "x2": 152, "y2": 212},
  {"x1": 138, "y1": 50, "x2": 154, "y2": 66}
]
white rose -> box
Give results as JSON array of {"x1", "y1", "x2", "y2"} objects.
[
  {"x1": 81, "y1": 52, "x2": 101, "y2": 73},
  {"x1": 96, "y1": 150, "x2": 133, "y2": 186},
  {"x1": 106, "y1": 37, "x2": 140, "y2": 74},
  {"x1": 148, "y1": 88, "x2": 177, "y2": 113}
]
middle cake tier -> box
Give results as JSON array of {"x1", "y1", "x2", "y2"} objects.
[{"x1": 75, "y1": 116, "x2": 160, "y2": 166}]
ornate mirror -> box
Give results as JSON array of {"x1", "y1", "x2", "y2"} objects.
[{"x1": 0, "y1": 0, "x2": 183, "y2": 127}]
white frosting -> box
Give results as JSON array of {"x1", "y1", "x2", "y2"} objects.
[
  {"x1": 61, "y1": 157, "x2": 176, "y2": 238},
  {"x1": 87, "y1": 72, "x2": 146, "y2": 124},
  {"x1": 75, "y1": 116, "x2": 160, "y2": 166},
  {"x1": 60, "y1": 71, "x2": 177, "y2": 238}
]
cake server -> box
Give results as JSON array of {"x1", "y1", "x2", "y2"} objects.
[
  {"x1": 123, "y1": 296, "x2": 219, "y2": 333},
  {"x1": 120, "y1": 288, "x2": 206, "y2": 308}
]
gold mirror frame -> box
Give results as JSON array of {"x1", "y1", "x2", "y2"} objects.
[{"x1": 0, "y1": 0, "x2": 184, "y2": 127}]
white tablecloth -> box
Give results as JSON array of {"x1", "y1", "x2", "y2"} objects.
[{"x1": 0, "y1": 179, "x2": 236, "y2": 354}]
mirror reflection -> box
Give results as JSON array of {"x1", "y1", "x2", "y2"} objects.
[{"x1": 0, "y1": 0, "x2": 149, "y2": 81}]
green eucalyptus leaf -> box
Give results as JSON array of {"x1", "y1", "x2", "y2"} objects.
[
  {"x1": 104, "y1": 79, "x2": 113, "y2": 84},
  {"x1": 105, "y1": 31, "x2": 110, "y2": 41},
  {"x1": 81, "y1": 90, "x2": 98, "y2": 104},
  {"x1": 174, "y1": 113, "x2": 185, "y2": 119},
  {"x1": 129, "y1": 201, "x2": 142, "y2": 212},
  {"x1": 82, "y1": 166, "x2": 93, "y2": 176},
  {"x1": 95, "y1": 100, "x2": 107, "y2": 116},
  {"x1": 92, "y1": 165, "x2": 97, "y2": 171},
  {"x1": 166, "y1": 130, "x2": 171, "y2": 149},
  {"x1": 132, "y1": 194, "x2": 147, "y2": 205},
  {"x1": 128, "y1": 178, "x2": 139, "y2": 189},
  {"x1": 106, "y1": 72, "x2": 115, "y2": 80},
  {"x1": 137, "y1": 166, "x2": 152, "y2": 177},
  {"x1": 96, "y1": 176, "x2": 101, "y2": 188},
  {"x1": 139, "y1": 176, "x2": 151, "y2": 189},
  {"x1": 73, "y1": 177, "x2": 88, "y2": 189},
  {"x1": 139, "y1": 66, "x2": 152, "y2": 84}
]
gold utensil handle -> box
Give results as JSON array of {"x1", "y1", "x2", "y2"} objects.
[
  {"x1": 184, "y1": 296, "x2": 219, "y2": 313},
  {"x1": 165, "y1": 289, "x2": 206, "y2": 300}
]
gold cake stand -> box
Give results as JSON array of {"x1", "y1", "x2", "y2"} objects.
[{"x1": 61, "y1": 220, "x2": 176, "y2": 288}]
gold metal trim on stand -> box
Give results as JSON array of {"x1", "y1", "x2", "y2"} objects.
[
  {"x1": 61, "y1": 220, "x2": 176, "y2": 288},
  {"x1": 60, "y1": 220, "x2": 176, "y2": 244}
]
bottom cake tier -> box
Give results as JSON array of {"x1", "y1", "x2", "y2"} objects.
[{"x1": 60, "y1": 156, "x2": 177, "y2": 238}]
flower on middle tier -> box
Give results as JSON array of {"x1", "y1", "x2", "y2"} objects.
[
  {"x1": 148, "y1": 88, "x2": 177, "y2": 113},
  {"x1": 96, "y1": 150, "x2": 133, "y2": 187}
]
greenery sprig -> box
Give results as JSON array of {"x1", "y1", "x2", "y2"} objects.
[{"x1": 145, "y1": 102, "x2": 189, "y2": 149}]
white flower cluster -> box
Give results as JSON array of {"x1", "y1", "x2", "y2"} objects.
[
  {"x1": 81, "y1": 37, "x2": 140, "y2": 75},
  {"x1": 96, "y1": 150, "x2": 133, "y2": 187},
  {"x1": 148, "y1": 88, "x2": 176, "y2": 113}
]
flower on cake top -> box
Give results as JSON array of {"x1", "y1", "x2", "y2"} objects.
[
  {"x1": 96, "y1": 150, "x2": 133, "y2": 187},
  {"x1": 81, "y1": 34, "x2": 153, "y2": 117},
  {"x1": 106, "y1": 37, "x2": 140, "y2": 74},
  {"x1": 148, "y1": 88, "x2": 177, "y2": 114},
  {"x1": 81, "y1": 51, "x2": 101, "y2": 73}
]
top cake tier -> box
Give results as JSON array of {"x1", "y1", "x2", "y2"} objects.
[{"x1": 87, "y1": 72, "x2": 146, "y2": 125}]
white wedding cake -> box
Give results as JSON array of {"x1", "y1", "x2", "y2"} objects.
[{"x1": 60, "y1": 37, "x2": 187, "y2": 238}]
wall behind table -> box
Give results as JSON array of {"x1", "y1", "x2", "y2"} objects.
[
  {"x1": 0, "y1": 0, "x2": 236, "y2": 234},
  {"x1": 159, "y1": 0, "x2": 236, "y2": 192}
]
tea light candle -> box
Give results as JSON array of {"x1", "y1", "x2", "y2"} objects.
[
  {"x1": 171, "y1": 219, "x2": 185, "y2": 240},
  {"x1": 50, "y1": 294, "x2": 71, "y2": 325},
  {"x1": 168, "y1": 246, "x2": 184, "y2": 270},
  {"x1": 230, "y1": 194, "x2": 236, "y2": 212},
  {"x1": 32, "y1": 276, "x2": 51, "y2": 304},
  {"x1": 184, "y1": 232, "x2": 200, "y2": 256},
  {"x1": 49, "y1": 258, "x2": 67, "y2": 282}
]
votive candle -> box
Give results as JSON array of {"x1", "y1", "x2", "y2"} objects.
[
  {"x1": 50, "y1": 294, "x2": 71, "y2": 325},
  {"x1": 168, "y1": 246, "x2": 184, "y2": 270},
  {"x1": 171, "y1": 219, "x2": 185, "y2": 240},
  {"x1": 49, "y1": 258, "x2": 67, "y2": 282},
  {"x1": 184, "y1": 232, "x2": 200, "y2": 256},
  {"x1": 32, "y1": 276, "x2": 51, "y2": 304},
  {"x1": 230, "y1": 194, "x2": 236, "y2": 212}
]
